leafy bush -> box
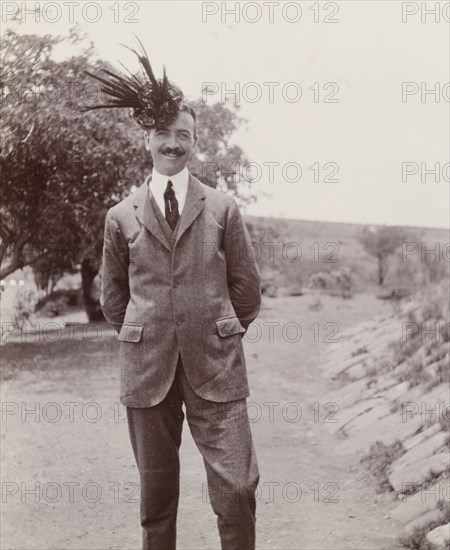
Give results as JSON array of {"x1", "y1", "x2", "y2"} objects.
[
  {"x1": 360, "y1": 440, "x2": 405, "y2": 493},
  {"x1": 308, "y1": 267, "x2": 356, "y2": 298},
  {"x1": 331, "y1": 266, "x2": 356, "y2": 298},
  {"x1": 12, "y1": 285, "x2": 40, "y2": 324},
  {"x1": 286, "y1": 285, "x2": 303, "y2": 297},
  {"x1": 35, "y1": 289, "x2": 81, "y2": 318},
  {"x1": 357, "y1": 226, "x2": 408, "y2": 285},
  {"x1": 388, "y1": 282, "x2": 449, "y2": 388},
  {"x1": 308, "y1": 271, "x2": 334, "y2": 290},
  {"x1": 260, "y1": 266, "x2": 281, "y2": 297}
]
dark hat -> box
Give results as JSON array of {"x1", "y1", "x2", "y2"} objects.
[{"x1": 84, "y1": 36, "x2": 185, "y2": 129}]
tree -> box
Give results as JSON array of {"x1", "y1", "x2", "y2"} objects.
[
  {"x1": 1, "y1": 29, "x2": 150, "y2": 320},
  {"x1": 1, "y1": 29, "x2": 255, "y2": 320},
  {"x1": 244, "y1": 220, "x2": 281, "y2": 296},
  {"x1": 357, "y1": 226, "x2": 407, "y2": 285},
  {"x1": 1, "y1": 29, "x2": 147, "y2": 273},
  {"x1": 189, "y1": 97, "x2": 256, "y2": 207}
]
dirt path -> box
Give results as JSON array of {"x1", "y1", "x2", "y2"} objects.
[{"x1": 1, "y1": 293, "x2": 405, "y2": 549}]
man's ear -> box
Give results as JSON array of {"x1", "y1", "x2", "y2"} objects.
[{"x1": 144, "y1": 131, "x2": 151, "y2": 152}]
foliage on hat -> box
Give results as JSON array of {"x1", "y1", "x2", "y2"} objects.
[{"x1": 84, "y1": 36, "x2": 184, "y2": 128}]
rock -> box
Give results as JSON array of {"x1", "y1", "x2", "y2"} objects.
[
  {"x1": 423, "y1": 382, "x2": 450, "y2": 405},
  {"x1": 343, "y1": 401, "x2": 392, "y2": 436},
  {"x1": 426, "y1": 523, "x2": 450, "y2": 549},
  {"x1": 410, "y1": 385, "x2": 449, "y2": 416},
  {"x1": 321, "y1": 378, "x2": 368, "y2": 409},
  {"x1": 382, "y1": 382, "x2": 410, "y2": 402},
  {"x1": 337, "y1": 412, "x2": 423, "y2": 456},
  {"x1": 323, "y1": 352, "x2": 370, "y2": 378},
  {"x1": 403, "y1": 424, "x2": 442, "y2": 451},
  {"x1": 388, "y1": 452, "x2": 449, "y2": 492},
  {"x1": 404, "y1": 509, "x2": 447, "y2": 534},
  {"x1": 389, "y1": 431, "x2": 448, "y2": 472},
  {"x1": 345, "y1": 361, "x2": 370, "y2": 380},
  {"x1": 320, "y1": 341, "x2": 355, "y2": 368},
  {"x1": 396, "y1": 383, "x2": 428, "y2": 406},
  {"x1": 397, "y1": 382, "x2": 450, "y2": 431},
  {"x1": 366, "y1": 326, "x2": 402, "y2": 352},
  {"x1": 401, "y1": 301, "x2": 420, "y2": 317},
  {"x1": 374, "y1": 374, "x2": 400, "y2": 392},
  {"x1": 365, "y1": 338, "x2": 392, "y2": 353},
  {"x1": 325, "y1": 399, "x2": 385, "y2": 435},
  {"x1": 392, "y1": 479, "x2": 449, "y2": 525},
  {"x1": 345, "y1": 319, "x2": 379, "y2": 338},
  {"x1": 424, "y1": 358, "x2": 447, "y2": 381}
]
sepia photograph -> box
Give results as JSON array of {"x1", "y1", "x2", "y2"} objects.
[{"x1": 1, "y1": 1, "x2": 449, "y2": 549}]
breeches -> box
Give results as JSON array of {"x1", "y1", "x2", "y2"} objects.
[{"x1": 126, "y1": 355, "x2": 259, "y2": 550}]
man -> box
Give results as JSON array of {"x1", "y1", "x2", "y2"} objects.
[{"x1": 86, "y1": 40, "x2": 261, "y2": 550}]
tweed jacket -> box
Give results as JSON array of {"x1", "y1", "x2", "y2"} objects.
[{"x1": 100, "y1": 172, "x2": 261, "y2": 407}]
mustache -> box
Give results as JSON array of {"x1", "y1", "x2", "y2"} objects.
[{"x1": 161, "y1": 147, "x2": 185, "y2": 156}]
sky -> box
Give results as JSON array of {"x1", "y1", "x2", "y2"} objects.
[{"x1": 3, "y1": 0, "x2": 449, "y2": 228}]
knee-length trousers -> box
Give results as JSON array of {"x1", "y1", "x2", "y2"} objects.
[{"x1": 126, "y1": 355, "x2": 260, "y2": 550}]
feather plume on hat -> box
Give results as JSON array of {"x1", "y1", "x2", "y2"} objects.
[{"x1": 83, "y1": 36, "x2": 184, "y2": 129}]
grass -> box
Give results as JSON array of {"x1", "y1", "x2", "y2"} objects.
[
  {"x1": 384, "y1": 281, "x2": 450, "y2": 389},
  {"x1": 351, "y1": 346, "x2": 368, "y2": 357},
  {"x1": 360, "y1": 440, "x2": 405, "y2": 493},
  {"x1": 420, "y1": 468, "x2": 450, "y2": 492},
  {"x1": 400, "y1": 525, "x2": 437, "y2": 550},
  {"x1": 0, "y1": 322, "x2": 117, "y2": 380},
  {"x1": 400, "y1": 511, "x2": 449, "y2": 550},
  {"x1": 244, "y1": 215, "x2": 448, "y2": 293}
]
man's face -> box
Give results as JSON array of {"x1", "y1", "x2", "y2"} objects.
[{"x1": 144, "y1": 111, "x2": 198, "y2": 176}]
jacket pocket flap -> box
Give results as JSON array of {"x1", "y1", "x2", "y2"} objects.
[
  {"x1": 118, "y1": 324, "x2": 144, "y2": 342},
  {"x1": 215, "y1": 317, "x2": 245, "y2": 337}
]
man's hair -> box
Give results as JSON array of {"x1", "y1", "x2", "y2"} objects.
[
  {"x1": 180, "y1": 103, "x2": 197, "y2": 138},
  {"x1": 144, "y1": 104, "x2": 197, "y2": 137},
  {"x1": 180, "y1": 103, "x2": 196, "y2": 124}
]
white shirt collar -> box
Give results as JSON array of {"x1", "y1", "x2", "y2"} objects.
[{"x1": 150, "y1": 166, "x2": 189, "y2": 195}]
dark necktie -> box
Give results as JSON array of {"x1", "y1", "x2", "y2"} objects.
[{"x1": 163, "y1": 180, "x2": 180, "y2": 231}]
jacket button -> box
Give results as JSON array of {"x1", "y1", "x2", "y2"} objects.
[{"x1": 176, "y1": 319, "x2": 183, "y2": 325}]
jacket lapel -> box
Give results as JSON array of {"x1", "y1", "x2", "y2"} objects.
[
  {"x1": 133, "y1": 176, "x2": 172, "y2": 252},
  {"x1": 133, "y1": 172, "x2": 206, "y2": 251},
  {"x1": 175, "y1": 174, "x2": 205, "y2": 244}
]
